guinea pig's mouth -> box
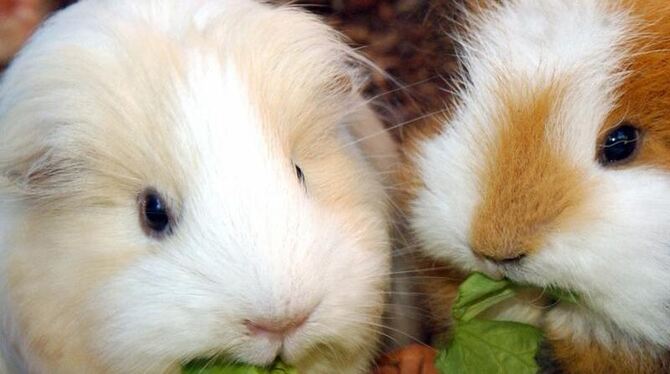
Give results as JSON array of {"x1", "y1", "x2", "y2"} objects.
[
  {"x1": 184, "y1": 326, "x2": 312, "y2": 369},
  {"x1": 472, "y1": 257, "x2": 581, "y2": 306},
  {"x1": 475, "y1": 256, "x2": 525, "y2": 281},
  {"x1": 182, "y1": 347, "x2": 283, "y2": 371}
]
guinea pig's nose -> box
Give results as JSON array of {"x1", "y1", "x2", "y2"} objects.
[
  {"x1": 471, "y1": 240, "x2": 530, "y2": 264},
  {"x1": 244, "y1": 314, "x2": 309, "y2": 338},
  {"x1": 483, "y1": 253, "x2": 526, "y2": 264},
  {"x1": 472, "y1": 248, "x2": 527, "y2": 264}
]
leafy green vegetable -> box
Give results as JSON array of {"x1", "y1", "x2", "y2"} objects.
[
  {"x1": 181, "y1": 359, "x2": 297, "y2": 374},
  {"x1": 435, "y1": 273, "x2": 578, "y2": 374},
  {"x1": 436, "y1": 319, "x2": 543, "y2": 374},
  {"x1": 450, "y1": 273, "x2": 517, "y2": 322}
]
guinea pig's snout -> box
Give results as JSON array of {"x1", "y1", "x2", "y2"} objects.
[{"x1": 244, "y1": 312, "x2": 311, "y2": 340}]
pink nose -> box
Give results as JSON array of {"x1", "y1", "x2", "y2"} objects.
[{"x1": 245, "y1": 314, "x2": 309, "y2": 338}]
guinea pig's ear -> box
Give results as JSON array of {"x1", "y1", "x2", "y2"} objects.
[
  {"x1": 0, "y1": 142, "x2": 47, "y2": 197},
  {"x1": 0, "y1": 129, "x2": 79, "y2": 200},
  {"x1": 342, "y1": 105, "x2": 398, "y2": 177}
]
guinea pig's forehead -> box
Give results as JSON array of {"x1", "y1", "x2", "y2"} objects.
[
  {"x1": 459, "y1": 74, "x2": 607, "y2": 164},
  {"x1": 34, "y1": 0, "x2": 353, "y2": 155},
  {"x1": 170, "y1": 50, "x2": 347, "y2": 143},
  {"x1": 451, "y1": 0, "x2": 641, "y2": 161}
]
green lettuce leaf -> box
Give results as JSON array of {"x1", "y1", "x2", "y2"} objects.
[
  {"x1": 435, "y1": 272, "x2": 574, "y2": 374},
  {"x1": 450, "y1": 272, "x2": 516, "y2": 322},
  {"x1": 436, "y1": 319, "x2": 543, "y2": 374},
  {"x1": 181, "y1": 359, "x2": 297, "y2": 374}
]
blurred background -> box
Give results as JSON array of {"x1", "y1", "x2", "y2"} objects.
[{"x1": 0, "y1": 0, "x2": 461, "y2": 140}]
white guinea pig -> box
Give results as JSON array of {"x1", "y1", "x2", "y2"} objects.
[
  {"x1": 0, "y1": 0, "x2": 398, "y2": 373},
  {"x1": 404, "y1": 0, "x2": 670, "y2": 373}
]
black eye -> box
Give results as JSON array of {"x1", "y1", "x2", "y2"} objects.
[
  {"x1": 600, "y1": 123, "x2": 640, "y2": 165},
  {"x1": 295, "y1": 164, "x2": 305, "y2": 185},
  {"x1": 139, "y1": 189, "x2": 171, "y2": 236}
]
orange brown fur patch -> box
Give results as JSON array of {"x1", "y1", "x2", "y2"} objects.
[
  {"x1": 410, "y1": 254, "x2": 466, "y2": 341},
  {"x1": 605, "y1": 0, "x2": 670, "y2": 170},
  {"x1": 373, "y1": 344, "x2": 439, "y2": 374},
  {"x1": 546, "y1": 328, "x2": 670, "y2": 374},
  {"x1": 469, "y1": 82, "x2": 588, "y2": 261}
]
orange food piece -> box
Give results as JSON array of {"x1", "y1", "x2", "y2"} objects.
[{"x1": 373, "y1": 344, "x2": 439, "y2": 374}]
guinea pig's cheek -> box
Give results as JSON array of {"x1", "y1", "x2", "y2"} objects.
[
  {"x1": 409, "y1": 134, "x2": 484, "y2": 272},
  {"x1": 83, "y1": 258, "x2": 238, "y2": 370},
  {"x1": 410, "y1": 192, "x2": 480, "y2": 273}
]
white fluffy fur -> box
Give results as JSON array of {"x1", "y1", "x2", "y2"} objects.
[
  {"x1": 0, "y1": 1, "x2": 395, "y2": 373},
  {"x1": 412, "y1": 0, "x2": 670, "y2": 351}
]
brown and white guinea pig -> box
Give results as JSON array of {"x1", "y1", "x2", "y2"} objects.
[
  {"x1": 402, "y1": 0, "x2": 670, "y2": 373},
  {"x1": 0, "y1": 0, "x2": 398, "y2": 373}
]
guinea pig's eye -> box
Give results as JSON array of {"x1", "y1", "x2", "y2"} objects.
[
  {"x1": 599, "y1": 123, "x2": 641, "y2": 165},
  {"x1": 295, "y1": 164, "x2": 305, "y2": 185},
  {"x1": 139, "y1": 189, "x2": 172, "y2": 237}
]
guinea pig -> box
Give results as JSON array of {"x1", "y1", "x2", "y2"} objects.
[
  {"x1": 402, "y1": 0, "x2": 670, "y2": 372},
  {"x1": 0, "y1": 0, "x2": 398, "y2": 373}
]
